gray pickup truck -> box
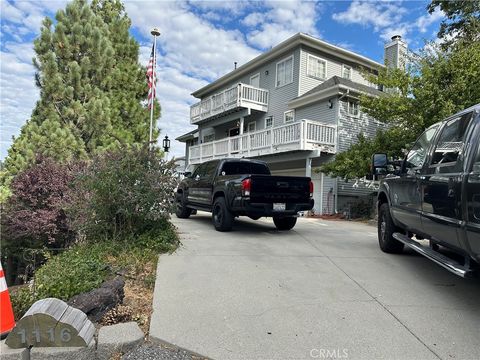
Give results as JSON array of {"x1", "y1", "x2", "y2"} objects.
[
  {"x1": 175, "y1": 158, "x2": 314, "y2": 231},
  {"x1": 372, "y1": 104, "x2": 480, "y2": 277}
]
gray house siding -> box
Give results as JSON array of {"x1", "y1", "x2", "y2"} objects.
[{"x1": 294, "y1": 99, "x2": 337, "y2": 126}]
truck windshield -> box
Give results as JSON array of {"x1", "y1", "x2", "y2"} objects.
[{"x1": 221, "y1": 162, "x2": 270, "y2": 175}]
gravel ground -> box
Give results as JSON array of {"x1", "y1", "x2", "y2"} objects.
[{"x1": 123, "y1": 341, "x2": 209, "y2": 360}]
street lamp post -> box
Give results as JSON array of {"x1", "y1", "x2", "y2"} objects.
[
  {"x1": 162, "y1": 135, "x2": 171, "y2": 160},
  {"x1": 149, "y1": 28, "x2": 161, "y2": 150}
]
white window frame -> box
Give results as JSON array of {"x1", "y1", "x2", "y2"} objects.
[
  {"x1": 306, "y1": 54, "x2": 327, "y2": 80},
  {"x1": 250, "y1": 73, "x2": 260, "y2": 88},
  {"x1": 342, "y1": 65, "x2": 352, "y2": 80},
  {"x1": 265, "y1": 116, "x2": 273, "y2": 128},
  {"x1": 247, "y1": 122, "x2": 256, "y2": 132},
  {"x1": 284, "y1": 110, "x2": 295, "y2": 123},
  {"x1": 275, "y1": 55, "x2": 294, "y2": 88},
  {"x1": 347, "y1": 101, "x2": 360, "y2": 117}
]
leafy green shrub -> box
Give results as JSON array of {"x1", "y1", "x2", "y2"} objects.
[
  {"x1": 34, "y1": 246, "x2": 108, "y2": 301},
  {"x1": 10, "y1": 287, "x2": 37, "y2": 320},
  {"x1": 68, "y1": 146, "x2": 177, "y2": 240}
]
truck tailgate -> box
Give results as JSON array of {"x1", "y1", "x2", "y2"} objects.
[{"x1": 249, "y1": 175, "x2": 311, "y2": 203}]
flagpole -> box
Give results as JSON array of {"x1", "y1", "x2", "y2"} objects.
[{"x1": 149, "y1": 28, "x2": 160, "y2": 150}]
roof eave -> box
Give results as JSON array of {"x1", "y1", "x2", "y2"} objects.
[{"x1": 289, "y1": 84, "x2": 383, "y2": 108}]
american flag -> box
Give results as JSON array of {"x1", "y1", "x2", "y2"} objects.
[{"x1": 146, "y1": 45, "x2": 156, "y2": 109}]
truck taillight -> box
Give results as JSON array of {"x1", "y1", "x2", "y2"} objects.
[
  {"x1": 309, "y1": 180, "x2": 314, "y2": 198},
  {"x1": 242, "y1": 178, "x2": 251, "y2": 196}
]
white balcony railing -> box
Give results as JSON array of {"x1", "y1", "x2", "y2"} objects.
[
  {"x1": 190, "y1": 83, "x2": 268, "y2": 124},
  {"x1": 188, "y1": 119, "x2": 336, "y2": 164}
]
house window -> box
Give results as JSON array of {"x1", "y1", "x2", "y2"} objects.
[
  {"x1": 342, "y1": 65, "x2": 352, "y2": 80},
  {"x1": 276, "y1": 55, "x2": 293, "y2": 87},
  {"x1": 265, "y1": 116, "x2": 273, "y2": 128},
  {"x1": 307, "y1": 54, "x2": 326, "y2": 80},
  {"x1": 247, "y1": 122, "x2": 256, "y2": 132},
  {"x1": 203, "y1": 134, "x2": 215, "y2": 143},
  {"x1": 284, "y1": 110, "x2": 295, "y2": 123},
  {"x1": 347, "y1": 101, "x2": 359, "y2": 117}
]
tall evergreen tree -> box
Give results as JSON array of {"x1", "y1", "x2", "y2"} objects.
[
  {"x1": 91, "y1": 0, "x2": 160, "y2": 146},
  {"x1": 3, "y1": 0, "x2": 160, "y2": 177}
]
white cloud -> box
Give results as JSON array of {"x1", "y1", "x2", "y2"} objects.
[
  {"x1": 245, "y1": 1, "x2": 322, "y2": 49},
  {"x1": 415, "y1": 7, "x2": 444, "y2": 33},
  {"x1": 332, "y1": 1, "x2": 407, "y2": 32}
]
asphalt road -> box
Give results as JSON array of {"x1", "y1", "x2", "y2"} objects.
[{"x1": 150, "y1": 213, "x2": 480, "y2": 360}]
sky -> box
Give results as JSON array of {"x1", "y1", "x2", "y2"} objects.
[{"x1": 0, "y1": 0, "x2": 445, "y2": 160}]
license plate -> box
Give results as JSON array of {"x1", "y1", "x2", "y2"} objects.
[{"x1": 273, "y1": 203, "x2": 286, "y2": 211}]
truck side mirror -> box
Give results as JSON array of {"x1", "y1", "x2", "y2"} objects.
[{"x1": 371, "y1": 153, "x2": 388, "y2": 176}]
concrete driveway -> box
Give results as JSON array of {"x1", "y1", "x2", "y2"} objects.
[{"x1": 150, "y1": 213, "x2": 480, "y2": 360}]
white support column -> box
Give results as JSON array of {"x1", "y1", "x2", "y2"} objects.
[
  {"x1": 239, "y1": 117, "x2": 244, "y2": 135},
  {"x1": 305, "y1": 157, "x2": 312, "y2": 178}
]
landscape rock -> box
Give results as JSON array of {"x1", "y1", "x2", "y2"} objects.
[
  {"x1": 97, "y1": 321, "x2": 144, "y2": 360},
  {"x1": 68, "y1": 276, "x2": 125, "y2": 322}
]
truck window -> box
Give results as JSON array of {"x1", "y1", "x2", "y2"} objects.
[
  {"x1": 220, "y1": 162, "x2": 270, "y2": 175},
  {"x1": 431, "y1": 112, "x2": 473, "y2": 167},
  {"x1": 405, "y1": 126, "x2": 438, "y2": 169}
]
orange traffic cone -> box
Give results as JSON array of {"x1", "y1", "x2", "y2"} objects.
[{"x1": 0, "y1": 261, "x2": 15, "y2": 339}]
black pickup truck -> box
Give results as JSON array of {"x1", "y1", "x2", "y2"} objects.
[
  {"x1": 372, "y1": 104, "x2": 480, "y2": 277},
  {"x1": 175, "y1": 158, "x2": 314, "y2": 231}
]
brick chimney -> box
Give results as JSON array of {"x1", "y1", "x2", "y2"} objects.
[{"x1": 384, "y1": 35, "x2": 407, "y2": 70}]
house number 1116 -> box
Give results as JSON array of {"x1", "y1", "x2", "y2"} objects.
[{"x1": 17, "y1": 327, "x2": 72, "y2": 344}]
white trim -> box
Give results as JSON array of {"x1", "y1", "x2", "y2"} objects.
[
  {"x1": 250, "y1": 73, "x2": 260, "y2": 87},
  {"x1": 306, "y1": 53, "x2": 327, "y2": 80},
  {"x1": 275, "y1": 54, "x2": 294, "y2": 88},
  {"x1": 265, "y1": 115, "x2": 274, "y2": 128},
  {"x1": 342, "y1": 64, "x2": 352, "y2": 80},
  {"x1": 284, "y1": 109, "x2": 295, "y2": 123}
]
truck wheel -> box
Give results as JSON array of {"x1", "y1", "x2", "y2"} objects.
[
  {"x1": 378, "y1": 203, "x2": 404, "y2": 253},
  {"x1": 175, "y1": 193, "x2": 192, "y2": 219},
  {"x1": 212, "y1": 197, "x2": 234, "y2": 231},
  {"x1": 273, "y1": 216, "x2": 297, "y2": 230}
]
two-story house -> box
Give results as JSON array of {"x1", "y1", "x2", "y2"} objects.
[{"x1": 177, "y1": 33, "x2": 405, "y2": 214}]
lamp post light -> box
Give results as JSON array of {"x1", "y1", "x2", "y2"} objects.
[{"x1": 162, "y1": 135, "x2": 171, "y2": 160}]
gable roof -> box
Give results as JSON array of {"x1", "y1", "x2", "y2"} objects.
[
  {"x1": 192, "y1": 33, "x2": 384, "y2": 99},
  {"x1": 288, "y1": 76, "x2": 384, "y2": 108}
]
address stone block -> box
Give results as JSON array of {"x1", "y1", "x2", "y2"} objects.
[
  {"x1": 97, "y1": 322, "x2": 144, "y2": 360},
  {"x1": 5, "y1": 298, "x2": 95, "y2": 349}
]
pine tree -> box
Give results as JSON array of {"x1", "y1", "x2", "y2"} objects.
[
  {"x1": 3, "y1": 0, "x2": 160, "y2": 177},
  {"x1": 91, "y1": 0, "x2": 161, "y2": 146}
]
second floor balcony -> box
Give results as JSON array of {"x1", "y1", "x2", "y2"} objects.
[
  {"x1": 187, "y1": 119, "x2": 336, "y2": 165},
  {"x1": 190, "y1": 83, "x2": 268, "y2": 124}
]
